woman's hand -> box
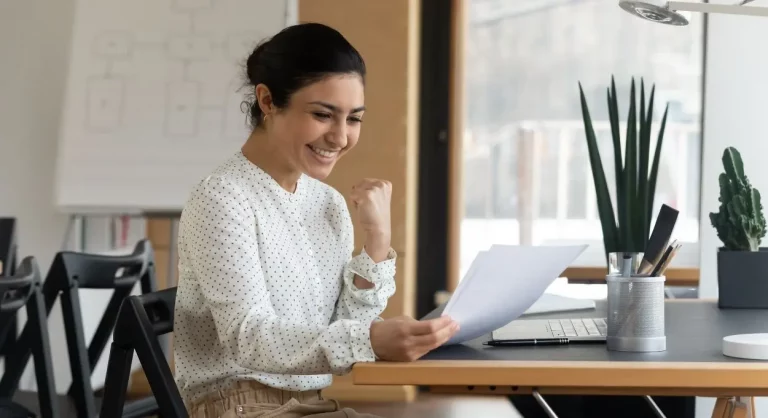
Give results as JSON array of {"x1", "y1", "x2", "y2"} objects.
[
  {"x1": 369, "y1": 316, "x2": 460, "y2": 362},
  {"x1": 351, "y1": 178, "x2": 392, "y2": 262}
]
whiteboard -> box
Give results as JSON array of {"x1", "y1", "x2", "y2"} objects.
[{"x1": 54, "y1": 0, "x2": 296, "y2": 214}]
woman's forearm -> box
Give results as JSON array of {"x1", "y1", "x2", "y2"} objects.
[
  {"x1": 353, "y1": 231, "x2": 391, "y2": 288},
  {"x1": 364, "y1": 230, "x2": 391, "y2": 263}
]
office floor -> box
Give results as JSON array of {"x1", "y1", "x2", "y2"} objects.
[
  {"x1": 344, "y1": 393, "x2": 522, "y2": 418},
  {"x1": 13, "y1": 391, "x2": 522, "y2": 418}
]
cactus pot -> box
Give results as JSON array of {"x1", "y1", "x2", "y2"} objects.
[{"x1": 717, "y1": 247, "x2": 768, "y2": 309}]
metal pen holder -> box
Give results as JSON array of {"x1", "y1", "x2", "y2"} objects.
[{"x1": 605, "y1": 252, "x2": 667, "y2": 352}]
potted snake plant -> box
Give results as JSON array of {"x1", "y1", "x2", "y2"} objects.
[
  {"x1": 577, "y1": 76, "x2": 669, "y2": 266},
  {"x1": 710, "y1": 147, "x2": 768, "y2": 309}
]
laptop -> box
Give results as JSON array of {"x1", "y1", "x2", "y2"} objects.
[{"x1": 488, "y1": 317, "x2": 608, "y2": 345}]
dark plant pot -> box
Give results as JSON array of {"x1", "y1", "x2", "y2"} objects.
[{"x1": 717, "y1": 247, "x2": 768, "y2": 309}]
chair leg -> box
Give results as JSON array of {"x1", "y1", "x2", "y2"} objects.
[
  {"x1": 68, "y1": 289, "x2": 129, "y2": 398},
  {"x1": 133, "y1": 324, "x2": 187, "y2": 417},
  {"x1": 0, "y1": 312, "x2": 14, "y2": 348},
  {"x1": 712, "y1": 397, "x2": 755, "y2": 418},
  {"x1": 0, "y1": 276, "x2": 61, "y2": 397},
  {"x1": 712, "y1": 398, "x2": 729, "y2": 418},
  {"x1": 60, "y1": 285, "x2": 97, "y2": 418},
  {"x1": 0, "y1": 322, "x2": 35, "y2": 396},
  {"x1": 27, "y1": 286, "x2": 60, "y2": 418},
  {"x1": 100, "y1": 342, "x2": 134, "y2": 418},
  {"x1": 735, "y1": 397, "x2": 755, "y2": 418}
]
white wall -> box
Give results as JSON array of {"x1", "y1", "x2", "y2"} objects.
[
  {"x1": 0, "y1": 1, "x2": 150, "y2": 393},
  {"x1": 0, "y1": 0, "x2": 76, "y2": 389},
  {"x1": 0, "y1": 3, "x2": 74, "y2": 271},
  {"x1": 697, "y1": 8, "x2": 768, "y2": 418}
]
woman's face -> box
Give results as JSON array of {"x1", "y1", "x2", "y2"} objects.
[{"x1": 265, "y1": 74, "x2": 365, "y2": 180}]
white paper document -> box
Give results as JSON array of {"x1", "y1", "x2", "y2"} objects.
[
  {"x1": 523, "y1": 293, "x2": 596, "y2": 315},
  {"x1": 442, "y1": 244, "x2": 588, "y2": 345}
]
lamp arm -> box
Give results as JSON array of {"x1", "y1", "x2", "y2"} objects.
[{"x1": 668, "y1": 1, "x2": 768, "y2": 17}]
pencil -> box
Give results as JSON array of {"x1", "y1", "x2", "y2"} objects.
[
  {"x1": 659, "y1": 244, "x2": 682, "y2": 276},
  {"x1": 649, "y1": 244, "x2": 674, "y2": 277}
]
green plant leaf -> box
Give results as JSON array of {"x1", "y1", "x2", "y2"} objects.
[
  {"x1": 648, "y1": 103, "x2": 669, "y2": 225},
  {"x1": 624, "y1": 78, "x2": 637, "y2": 251},
  {"x1": 608, "y1": 76, "x2": 624, "y2": 246},
  {"x1": 751, "y1": 188, "x2": 762, "y2": 227},
  {"x1": 638, "y1": 81, "x2": 654, "y2": 247},
  {"x1": 723, "y1": 147, "x2": 746, "y2": 188},
  {"x1": 718, "y1": 172, "x2": 732, "y2": 204},
  {"x1": 579, "y1": 82, "x2": 619, "y2": 258},
  {"x1": 712, "y1": 146, "x2": 767, "y2": 251}
]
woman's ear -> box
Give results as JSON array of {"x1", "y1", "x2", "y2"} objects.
[{"x1": 255, "y1": 84, "x2": 273, "y2": 117}]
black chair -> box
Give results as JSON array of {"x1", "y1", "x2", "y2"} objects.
[
  {"x1": 0, "y1": 256, "x2": 59, "y2": 418},
  {"x1": 0, "y1": 217, "x2": 19, "y2": 358},
  {"x1": 101, "y1": 287, "x2": 187, "y2": 418},
  {"x1": 0, "y1": 239, "x2": 159, "y2": 418}
]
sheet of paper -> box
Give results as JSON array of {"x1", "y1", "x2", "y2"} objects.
[
  {"x1": 523, "y1": 293, "x2": 595, "y2": 315},
  {"x1": 442, "y1": 244, "x2": 588, "y2": 345},
  {"x1": 442, "y1": 250, "x2": 487, "y2": 316}
]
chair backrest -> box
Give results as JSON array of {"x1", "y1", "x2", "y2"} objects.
[
  {"x1": 53, "y1": 238, "x2": 157, "y2": 291},
  {"x1": 0, "y1": 217, "x2": 18, "y2": 277},
  {"x1": 0, "y1": 239, "x2": 158, "y2": 418},
  {"x1": 0, "y1": 217, "x2": 18, "y2": 358},
  {"x1": 0, "y1": 257, "x2": 59, "y2": 418},
  {"x1": 59, "y1": 239, "x2": 158, "y2": 417},
  {"x1": 101, "y1": 287, "x2": 187, "y2": 418}
]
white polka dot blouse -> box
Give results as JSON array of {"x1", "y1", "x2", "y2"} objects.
[{"x1": 172, "y1": 151, "x2": 397, "y2": 403}]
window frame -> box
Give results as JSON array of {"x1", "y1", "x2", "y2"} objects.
[
  {"x1": 415, "y1": 0, "x2": 458, "y2": 319},
  {"x1": 416, "y1": 0, "x2": 709, "y2": 318}
]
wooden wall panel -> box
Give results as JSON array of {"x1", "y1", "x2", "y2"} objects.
[
  {"x1": 298, "y1": 0, "x2": 420, "y2": 315},
  {"x1": 299, "y1": 0, "x2": 421, "y2": 403},
  {"x1": 447, "y1": 0, "x2": 466, "y2": 292},
  {"x1": 146, "y1": 218, "x2": 171, "y2": 249}
]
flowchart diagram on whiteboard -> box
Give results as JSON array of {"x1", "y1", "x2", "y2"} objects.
[{"x1": 55, "y1": 0, "x2": 294, "y2": 213}]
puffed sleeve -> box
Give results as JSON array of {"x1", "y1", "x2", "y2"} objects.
[
  {"x1": 181, "y1": 176, "x2": 376, "y2": 375},
  {"x1": 332, "y1": 193, "x2": 397, "y2": 325}
]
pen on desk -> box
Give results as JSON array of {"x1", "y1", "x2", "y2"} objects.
[{"x1": 484, "y1": 338, "x2": 569, "y2": 347}]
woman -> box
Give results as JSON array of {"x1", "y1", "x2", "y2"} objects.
[{"x1": 173, "y1": 23, "x2": 459, "y2": 418}]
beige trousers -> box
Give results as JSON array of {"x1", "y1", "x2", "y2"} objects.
[{"x1": 186, "y1": 381, "x2": 384, "y2": 418}]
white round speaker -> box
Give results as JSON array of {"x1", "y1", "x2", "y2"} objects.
[{"x1": 723, "y1": 333, "x2": 768, "y2": 360}]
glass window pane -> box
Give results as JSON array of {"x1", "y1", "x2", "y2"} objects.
[{"x1": 460, "y1": 0, "x2": 703, "y2": 279}]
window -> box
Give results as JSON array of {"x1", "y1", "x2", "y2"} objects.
[{"x1": 459, "y1": 0, "x2": 704, "y2": 280}]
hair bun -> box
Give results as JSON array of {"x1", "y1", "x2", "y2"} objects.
[
  {"x1": 241, "y1": 23, "x2": 365, "y2": 130},
  {"x1": 246, "y1": 39, "x2": 269, "y2": 86}
]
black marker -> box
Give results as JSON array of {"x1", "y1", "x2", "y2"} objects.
[{"x1": 484, "y1": 338, "x2": 569, "y2": 347}]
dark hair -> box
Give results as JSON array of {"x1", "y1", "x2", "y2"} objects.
[{"x1": 243, "y1": 23, "x2": 366, "y2": 129}]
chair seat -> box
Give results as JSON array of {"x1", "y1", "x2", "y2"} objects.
[
  {"x1": 11, "y1": 391, "x2": 157, "y2": 418},
  {"x1": 11, "y1": 391, "x2": 102, "y2": 418}
]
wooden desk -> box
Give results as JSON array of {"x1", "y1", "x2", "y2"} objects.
[
  {"x1": 564, "y1": 266, "x2": 699, "y2": 287},
  {"x1": 353, "y1": 300, "x2": 763, "y2": 417}
]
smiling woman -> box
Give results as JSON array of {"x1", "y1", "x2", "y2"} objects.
[{"x1": 172, "y1": 22, "x2": 459, "y2": 418}]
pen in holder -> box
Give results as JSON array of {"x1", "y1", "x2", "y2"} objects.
[
  {"x1": 606, "y1": 252, "x2": 666, "y2": 352},
  {"x1": 608, "y1": 251, "x2": 644, "y2": 276}
]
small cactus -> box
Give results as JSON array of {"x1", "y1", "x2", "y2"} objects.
[{"x1": 709, "y1": 147, "x2": 767, "y2": 251}]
